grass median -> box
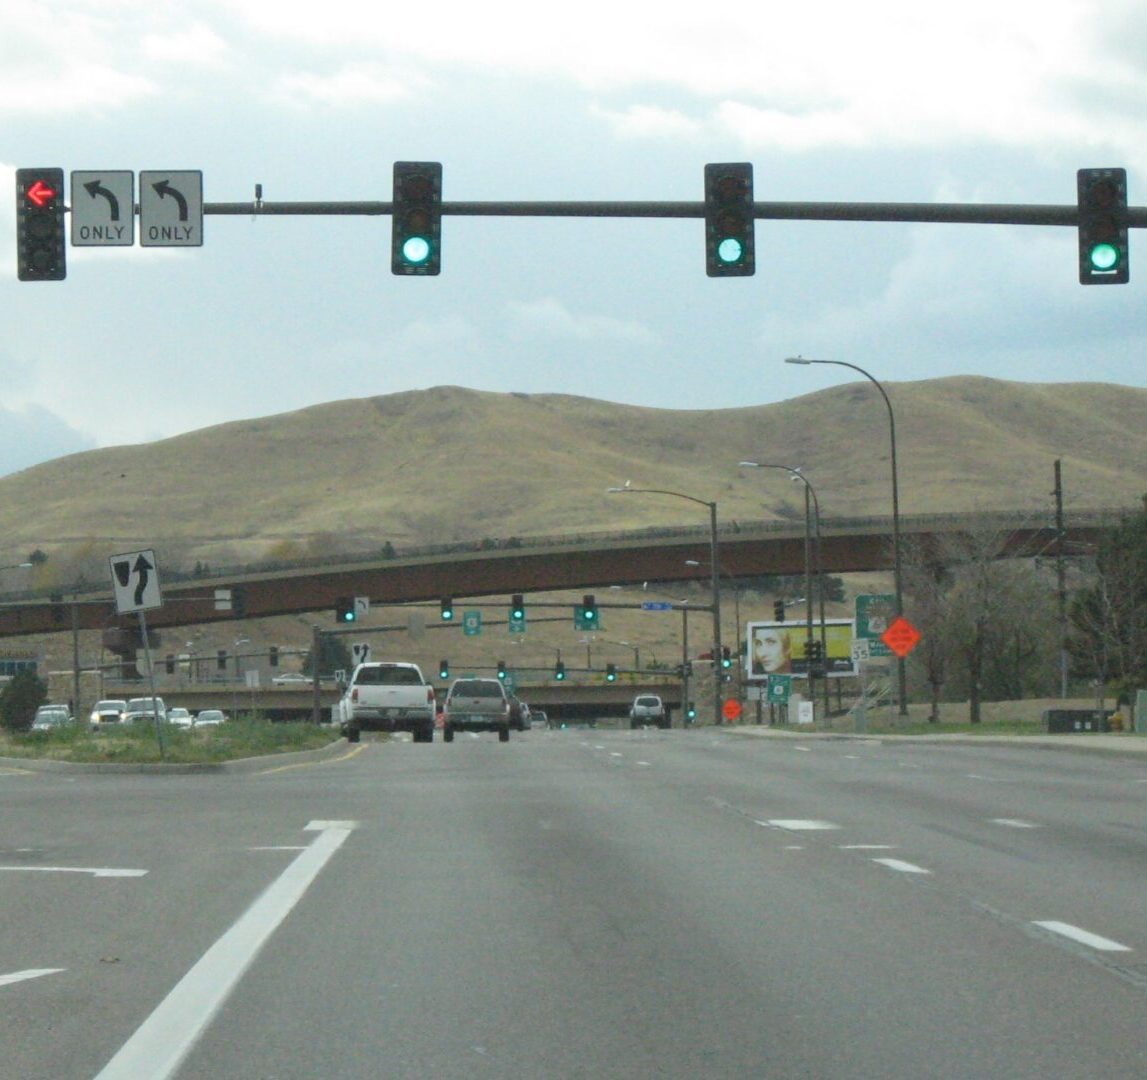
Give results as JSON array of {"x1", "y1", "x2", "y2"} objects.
[{"x1": 0, "y1": 717, "x2": 343, "y2": 765}]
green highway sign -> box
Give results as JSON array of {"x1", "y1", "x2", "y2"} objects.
[
  {"x1": 463, "y1": 611, "x2": 482, "y2": 636},
  {"x1": 767, "y1": 674, "x2": 792, "y2": 704},
  {"x1": 855, "y1": 593, "x2": 894, "y2": 657}
]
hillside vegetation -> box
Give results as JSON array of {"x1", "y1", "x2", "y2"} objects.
[{"x1": 2, "y1": 377, "x2": 1144, "y2": 574}]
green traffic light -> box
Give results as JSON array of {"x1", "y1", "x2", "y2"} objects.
[
  {"x1": 716, "y1": 237, "x2": 744, "y2": 264},
  {"x1": 402, "y1": 236, "x2": 432, "y2": 265},
  {"x1": 1089, "y1": 242, "x2": 1120, "y2": 271}
]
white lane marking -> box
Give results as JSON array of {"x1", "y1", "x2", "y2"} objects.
[
  {"x1": 839, "y1": 844, "x2": 897, "y2": 850},
  {"x1": 609, "y1": 752, "x2": 624, "y2": 758},
  {"x1": 1033, "y1": 921, "x2": 1132, "y2": 953},
  {"x1": 991, "y1": 818, "x2": 1038, "y2": 829},
  {"x1": 873, "y1": 858, "x2": 931, "y2": 874},
  {"x1": 248, "y1": 846, "x2": 307, "y2": 852},
  {"x1": 758, "y1": 819, "x2": 841, "y2": 831},
  {"x1": 0, "y1": 866, "x2": 147, "y2": 878},
  {"x1": 95, "y1": 821, "x2": 356, "y2": 1080},
  {"x1": 635, "y1": 761, "x2": 652, "y2": 767},
  {"x1": 784, "y1": 845, "x2": 804, "y2": 850},
  {"x1": 0, "y1": 968, "x2": 64, "y2": 988},
  {"x1": 793, "y1": 746, "x2": 812, "y2": 752}
]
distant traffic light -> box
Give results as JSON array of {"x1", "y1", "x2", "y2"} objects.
[
  {"x1": 392, "y1": 161, "x2": 442, "y2": 275},
  {"x1": 335, "y1": 597, "x2": 356, "y2": 623},
  {"x1": 232, "y1": 586, "x2": 247, "y2": 619},
  {"x1": 509, "y1": 593, "x2": 525, "y2": 626},
  {"x1": 440, "y1": 597, "x2": 454, "y2": 621},
  {"x1": 1078, "y1": 167, "x2": 1128, "y2": 284},
  {"x1": 269, "y1": 645, "x2": 279, "y2": 667},
  {"x1": 774, "y1": 600, "x2": 785, "y2": 622},
  {"x1": 704, "y1": 162, "x2": 754, "y2": 277},
  {"x1": 605, "y1": 663, "x2": 616, "y2": 682},
  {"x1": 582, "y1": 594, "x2": 598, "y2": 627},
  {"x1": 554, "y1": 660, "x2": 566, "y2": 680},
  {"x1": 439, "y1": 659, "x2": 450, "y2": 679},
  {"x1": 165, "y1": 654, "x2": 175, "y2": 675},
  {"x1": 217, "y1": 650, "x2": 227, "y2": 671},
  {"x1": 686, "y1": 702, "x2": 697, "y2": 721},
  {"x1": 497, "y1": 660, "x2": 507, "y2": 680},
  {"x1": 16, "y1": 168, "x2": 66, "y2": 281},
  {"x1": 721, "y1": 646, "x2": 732, "y2": 669}
]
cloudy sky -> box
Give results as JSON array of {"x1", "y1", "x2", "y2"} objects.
[{"x1": 2, "y1": 0, "x2": 1145, "y2": 474}]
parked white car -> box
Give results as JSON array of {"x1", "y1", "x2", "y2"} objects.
[
  {"x1": 166, "y1": 707, "x2": 194, "y2": 729},
  {"x1": 194, "y1": 709, "x2": 226, "y2": 727}
]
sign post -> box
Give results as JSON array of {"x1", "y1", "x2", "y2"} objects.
[{"x1": 108, "y1": 549, "x2": 165, "y2": 758}]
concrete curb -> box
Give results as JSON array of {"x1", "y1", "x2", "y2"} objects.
[{"x1": 0, "y1": 736, "x2": 353, "y2": 775}]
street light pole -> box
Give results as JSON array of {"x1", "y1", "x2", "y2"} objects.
[
  {"x1": 784, "y1": 357, "x2": 908, "y2": 716},
  {"x1": 738, "y1": 461, "x2": 829, "y2": 720},
  {"x1": 607, "y1": 486, "x2": 722, "y2": 725}
]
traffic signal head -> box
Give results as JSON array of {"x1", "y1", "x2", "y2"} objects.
[
  {"x1": 497, "y1": 660, "x2": 507, "y2": 680},
  {"x1": 16, "y1": 168, "x2": 66, "y2": 281},
  {"x1": 1078, "y1": 168, "x2": 1128, "y2": 284},
  {"x1": 269, "y1": 646, "x2": 279, "y2": 667},
  {"x1": 232, "y1": 586, "x2": 248, "y2": 619},
  {"x1": 554, "y1": 660, "x2": 566, "y2": 680},
  {"x1": 774, "y1": 600, "x2": 785, "y2": 622},
  {"x1": 606, "y1": 663, "x2": 616, "y2": 682},
  {"x1": 440, "y1": 597, "x2": 454, "y2": 621},
  {"x1": 686, "y1": 701, "x2": 697, "y2": 721},
  {"x1": 336, "y1": 597, "x2": 356, "y2": 623},
  {"x1": 510, "y1": 594, "x2": 525, "y2": 625},
  {"x1": 439, "y1": 659, "x2": 450, "y2": 679},
  {"x1": 392, "y1": 161, "x2": 442, "y2": 275},
  {"x1": 582, "y1": 594, "x2": 598, "y2": 626},
  {"x1": 721, "y1": 646, "x2": 732, "y2": 669},
  {"x1": 704, "y1": 163, "x2": 754, "y2": 277}
]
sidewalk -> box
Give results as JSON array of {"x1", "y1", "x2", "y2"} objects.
[{"x1": 723, "y1": 725, "x2": 1147, "y2": 755}]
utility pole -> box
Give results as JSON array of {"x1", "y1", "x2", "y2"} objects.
[{"x1": 1054, "y1": 460, "x2": 1068, "y2": 699}]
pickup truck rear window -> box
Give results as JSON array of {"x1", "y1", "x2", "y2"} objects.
[
  {"x1": 353, "y1": 666, "x2": 424, "y2": 686},
  {"x1": 449, "y1": 681, "x2": 504, "y2": 698}
]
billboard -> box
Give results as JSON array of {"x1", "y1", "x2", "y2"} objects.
[{"x1": 746, "y1": 619, "x2": 856, "y2": 680}]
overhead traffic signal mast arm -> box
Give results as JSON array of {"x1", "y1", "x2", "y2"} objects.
[{"x1": 204, "y1": 197, "x2": 1147, "y2": 227}]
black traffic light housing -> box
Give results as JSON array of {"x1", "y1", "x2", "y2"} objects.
[
  {"x1": 510, "y1": 593, "x2": 525, "y2": 625},
  {"x1": 439, "y1": 659, "x2": 450, "y2": 679},
  {"x1": 16, "y1": 168, "x2": 66, "y2": 281},
  {"x1": 232, "y1": 586, "x2": 247, "y2": 619},
  {"x1": 605, "y1": 663, "x2": 617, "y2": 682},
  {"x1": 704, "y1": 163, "x2": 755, "y2": 277},
  {"x1": 582, "y1": 594, "x2": 598, "y2": 627},
  {"x1": 335, "y1": 597, "x2": 356, "y2": 623},
  {"x1": 497, "y1": 660, "x2": 507, "y2": 680},
  {"x1": 554, "y1": 660, "x2": 565, "y2": 680},
  {"x1": 440, "y1": 597, "x2": 454, "y2": 621},
  {"x1": 392, "y1": 161, "x2": 442, "y2": 275},
  {"x1": 1078, "y1": 167, "x2": 1129, "y2": 285},
  {"x1": 269, "y1": 645, "x2": 279, "y2": 667},
  {"x1": 721, "y1": 646, "x2": 732, "y2": 669},
  {"x1": 774, "y1": 600, "x2": 785, "y2": 622},
  {"x1": 165, "y1": 654, "x2": 175, "y2": 675}
]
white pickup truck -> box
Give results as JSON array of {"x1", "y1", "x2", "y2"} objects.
[{"x1": 338, "y1": 662, "x2": 437, "y2": 743}]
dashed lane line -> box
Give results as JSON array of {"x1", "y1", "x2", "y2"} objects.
[
  {"x1": 0, "y1": 968, "x2": 64, "y2": 988},
  {"x1": 1033, "y1": 921, "x2": 1132, "y2": 953},
  {"x1": 872, "y1": 857, "x2": 931, "y2": 875}
]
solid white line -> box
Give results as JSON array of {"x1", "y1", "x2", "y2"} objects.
[
  {"x1": 0, "y1": 968, "x2": 65, "y2": 988},
  {"x1": 95, "y1": 823, "x2": 355, "y2": 1080},
  {"x1": 873, "y1": 858, "x2": 931, "y2": 874},
  {"x1": 991, "y1": 818, "x2": 1038, "y2": 829},
  {"x1": 0, "y1": 866, "x2": 147, "y2": 878},
  {"x1": 758, "y1": 819, "x2": 841, "y2": 831},
  {"x1": 839, "y1": 844, "x2": 897, "y2": 850},
  {"x1": 1033, "y1": 921, "x2": 1132, "y2": 953}
]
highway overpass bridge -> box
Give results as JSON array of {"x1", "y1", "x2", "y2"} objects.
[{"x1": 0, "y1": 506, "x2": 1121, "y2": 640}]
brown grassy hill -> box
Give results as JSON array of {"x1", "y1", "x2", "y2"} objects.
[{"x1": 2, "y1": 377, "x2": 1144, "y2": 575}]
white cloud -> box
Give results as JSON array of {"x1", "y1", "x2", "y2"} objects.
[
  {"x1": 506, "y1": 298, "x2": 658, "y2": 345},
  {"x1": 592, "y1": 104, "x2": 702, "y2": 141},
  {"x1": 270, "y1": 64, "x2": 417, "y2": 108},
  {"x1": 141, "y1": 23, "x2": 230, "y2": 66}
]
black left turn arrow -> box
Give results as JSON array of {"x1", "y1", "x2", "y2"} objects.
[
  {"x1": 83, "y1": 179, "x2": 121, "y2": 221},
  {"x1": 152, "y1": 180, "x2": 189, "y2": 221}
]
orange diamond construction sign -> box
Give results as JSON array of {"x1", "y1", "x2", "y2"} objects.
[{"x1": 880, "y1": 616, "x2": 921, "y2": 659}]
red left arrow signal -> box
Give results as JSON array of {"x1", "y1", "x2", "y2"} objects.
[{"x1": 26, "y1": 179, "x2": 57, "y2": 207}]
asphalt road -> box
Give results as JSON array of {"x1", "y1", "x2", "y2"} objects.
[{"x1": 3, "y1": 727, "x2": 1146, "y2": 1078}]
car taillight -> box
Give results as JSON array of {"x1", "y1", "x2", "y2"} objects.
[{"x1": 351, "y1": 688, "x2": 359, "y2": 703}]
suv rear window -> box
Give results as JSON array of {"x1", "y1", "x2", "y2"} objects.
[
  {"x1": 635, "y1": 696, "x2": 662, "y2": 707},
  {"x1": 354, "y1": 666, "x2": 423, "y2": 686}
]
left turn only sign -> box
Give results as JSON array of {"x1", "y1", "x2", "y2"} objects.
[
  {"x1": 71, "y1": 171, "x2": 134, "y2": 246},
  {"x1": 139, "y1": 171, "x2": 203, "y2": 247},
  {"x1": 109, "y1": 549, "x2": 164, "y2": 614}
]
